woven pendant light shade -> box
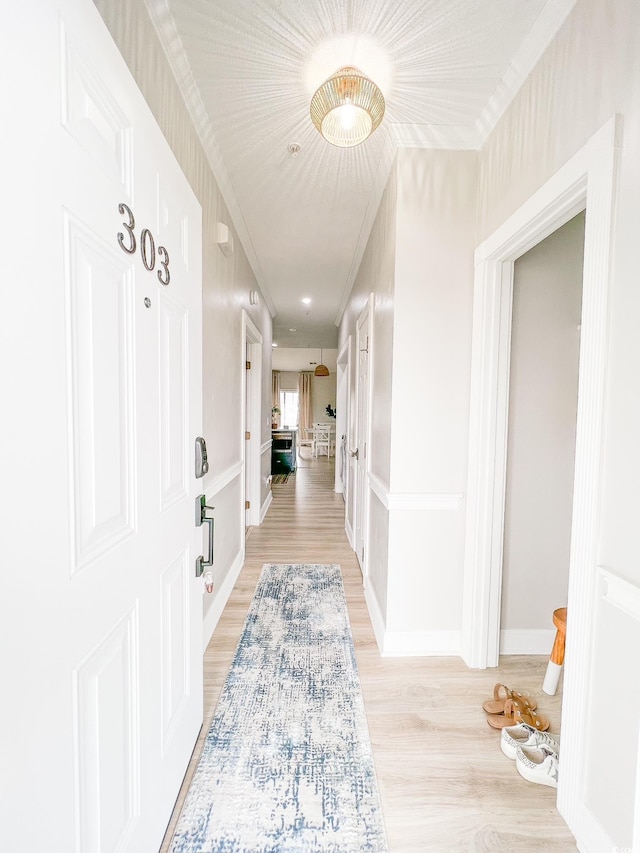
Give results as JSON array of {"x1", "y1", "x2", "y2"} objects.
[{"x1": 310, "y1": 66, "x2": 385, "y2": 148}]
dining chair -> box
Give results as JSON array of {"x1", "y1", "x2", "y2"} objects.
[
  {"x1": 298, "y1": 427, "x2": 315, "y2": 456},
  {"x1": 313, "y1": 423, "x2": 332, "y2": 458}
]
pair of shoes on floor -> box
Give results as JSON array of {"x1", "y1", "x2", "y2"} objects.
[
  {"x1": 482, "y1": 683, "x2": 550, "y2": 732},
  {"x1": 501, "y1": 722, "x2": 560, "y2": 788}
]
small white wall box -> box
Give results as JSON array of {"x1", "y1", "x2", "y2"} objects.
[{"x1": 216, "y1": 221, "x2": 234, "y2": 256}]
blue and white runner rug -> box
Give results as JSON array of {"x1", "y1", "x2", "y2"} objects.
[{"x1": 171, "y1": 563, "x2": 388, "y2": 853}]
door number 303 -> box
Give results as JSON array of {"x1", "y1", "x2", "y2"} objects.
[{"x1": 117, "y1": 202, "x2": 170, "y2": 286}]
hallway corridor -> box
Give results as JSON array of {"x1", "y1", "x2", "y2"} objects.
[{"x1": 161, "y1": 456, "x2": 575, "y2": 852}]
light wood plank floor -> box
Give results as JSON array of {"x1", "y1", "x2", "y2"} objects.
[{"x1": 161, "y1": 452, "x2": 576, "y2": 852}]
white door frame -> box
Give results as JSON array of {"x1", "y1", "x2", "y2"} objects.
[
  {"x1": 242, "y1": 310, "x2": 262, "y2": 527},
  {"x1": 354, "y1": 296, "x2": 374, "y2": 576},
  {"x1": 335, "y1": 335, "x2": 351, "y2": 496},
  {"x1": 461, "y1": 116, "x2": 620, "y2": 838}
]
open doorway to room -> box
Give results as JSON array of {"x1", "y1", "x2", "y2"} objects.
[
  {"x1": 500, "y1": 212, "x2": 585, "y2": 661},
  {"x1": 460, "y1": 117, "x2": 618, "y2": 845},
  {"x1": 335, "y1": 336, "x2": 351, "y2": 500},
  {"x1": 242, "y1": 311, "x2": 263, "y2": 531}
]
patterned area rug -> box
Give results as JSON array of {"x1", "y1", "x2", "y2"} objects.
[
  {"x1": 171, "y1": 564, "x2": 388, "y2": 853},
  {"x1": 271, "y1": 473, "x2": 291, "y2": 484}
]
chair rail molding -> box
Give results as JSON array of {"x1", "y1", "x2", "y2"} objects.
[
  {"x1": 206, "y1": 460, "x2": 243, "y2": 497},
  {"x1": 368, "y1": 472, "x2": 462, "y2": 512}
]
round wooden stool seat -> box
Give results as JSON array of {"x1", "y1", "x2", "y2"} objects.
[{"x1": 543, "y1": 606, "x2": 567, "y2": 696}]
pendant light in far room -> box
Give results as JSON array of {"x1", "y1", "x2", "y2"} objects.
[{"x1": 314, "y1": 348, "x2": 329, "y2": 377}]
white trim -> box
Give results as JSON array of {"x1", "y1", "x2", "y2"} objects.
[
  {"x1": 499, "y1": 629, "x2": 556, "y2": 655},
  {"x1": 369, "y1": 473, "x2": 462, "y2": 512},
  {"x1": 364, "y1": 579, "x2": 385, "y2": 652},
  {"x1": 145, "y1": 0, "x2": 574, "y2": 329},
  {"x1": 205, "y1": 460, "x2": 243, "y2": 497},
  {"x1": 353, "y1": 296, "x2": 374, "y2": 577},
  {"x1": 476, "y1": 0, "x2": 578, "y2": 144},
  {"x1": 260, "y1": 439, "x2": 272, "y2": 455},
  {"x1": 143, "y1": 0, "x2": 276, "y2": 317},
  {"x1": 335, "y1": 336, "x2": 351, "y2": 496},
  {"x1": 381, "y1": 631, "x2": 461, "y2": 657},
  {"x1": 242, "y1": 311, "x2": 263, "y2": 527},
  {"x1": 345, "y1": 516, "x2": 354, "y2": 550},
  {"x1": 260, "y1": 489, "x2": 272, "y2": 524},
  {"x1": 335, "y1": 144, "x2": 395, "y2": 326},
  {"x1": 388, "y1": 123, "x2": 480, "y2": 150},
  {"x1": 460, "y1": 116, "x2": 620, "y2": 848},
  {"x1": 202, "y1": 548, "x2": 244, "y2": 650},
  {"x1": 365, "y1": 579, "x2": 461, "y2": 656},
  {"x1": 598, "y1": 566, "x2": 640, "y2": 620}
]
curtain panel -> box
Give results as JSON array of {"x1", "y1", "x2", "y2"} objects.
[
  {"x1": 272, "y1": 371, "x2": 280, "y2": 424},
  {"x1": 298, "y1": 371, "x2": 313, "y2": 436}
]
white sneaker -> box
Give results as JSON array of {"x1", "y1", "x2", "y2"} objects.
[
  {"x1": 515, "y1": 744, "x2": 559, "y2": 788},
  {"x1": 501, "y1": 722, "x2": 560, "y2": 760}
]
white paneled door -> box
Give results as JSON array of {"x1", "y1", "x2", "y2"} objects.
[{"x1": 0, "y1": 2, "x2": 203, "y2": 852}]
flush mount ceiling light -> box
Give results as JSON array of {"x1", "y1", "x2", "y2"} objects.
[
  {"x1": 314, "y1": 349, "x2": 330, "y2": 377},
  {"x1": 310, "y1": 65, "x2": 385, "y2": 148}
]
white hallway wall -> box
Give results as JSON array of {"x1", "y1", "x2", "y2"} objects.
[
  {"x1": 339, "y1": 0, "x2": 640, "y2": 847},
  {"x1": 94, "y1": 0, "x2": 274, "y2": 644},
  {"x1": 339, "y1": 149, "x2": 477, "y2": 653}
]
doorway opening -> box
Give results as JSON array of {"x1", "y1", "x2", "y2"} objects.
[
  {"x1": 460, "y1": 117, "x2": 619, "y2": 840},
  {"x1": 500, "y1": 212, "x2": 585, "y2": 658},
  {"x1": 242, "y1": 311, "x2": 263, "y2": 530}
]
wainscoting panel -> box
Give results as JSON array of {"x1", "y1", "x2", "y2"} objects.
[
  {"x1": 73, "y1": 607, "x2": 140, "y2": 853},
  {"x1": 160, "y1": 549, "x2": 190, "y2": 754},
  {"x1": 578, "y1": 568, "x2": 640, "y2": 853},
  {"x1": 64, "y1": 213, "x2": 135, "y2": 574}
]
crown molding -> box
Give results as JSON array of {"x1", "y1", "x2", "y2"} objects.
[
  {"x1": 334, "y1": 131, "x2": 396, "y2": 327},
  {"x1": 144, "y1": 0, "x2": 277, "y2": 318},
  {"x1": 476, "y1": 0, "x2": 577, "y2": 143},
  {"x1": 388, "y1": 122, "x2": 481, "y2": 150},
  {"x1": 145, "y1": 0, "x2": 577, "y2": 330}
]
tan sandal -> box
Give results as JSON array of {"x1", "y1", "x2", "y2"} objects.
[
  {"x1": 482, "y1": 683, "x2": 537, "y2": 715},
  {"x1": 486, "y1": 698, "x2": 549, "y2": 731}
]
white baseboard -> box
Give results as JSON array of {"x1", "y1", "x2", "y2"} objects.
[
  {"x1": 382, "y1": 630, "x2": 461, "y2": 657},
  {"x1": 202, "y1": 548, "x2": 244, "y2": 651},
  {"x1": 363, "y1": 579, "x2": 385, "y2": 654},
  {"x1": 363, "y1": 580, "x2": 461, "y2": 656},
  {"x1": 499, "y1": 628, "x2": 556, "y2": 655},
  {"x1": 260, "y1": 490, "x2": 273, "y2": 524},
  {"x1": 345, "y1": 517, "x2": 354, "y2": 549}
]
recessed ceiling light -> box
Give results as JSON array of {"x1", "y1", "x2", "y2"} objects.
[
  {"x1": 272, "y1": 342, "x2": 278, "y2": 347},
  {"x1": 302, "y1": 297, "x2": 311, "y2": 304},
  {"x1": 289, "y1": 328, "x2": 297, "y2": 332}
]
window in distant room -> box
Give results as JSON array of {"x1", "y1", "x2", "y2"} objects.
[{"x1": 280, "y1": 390, "x2": 299, "y2": 428}]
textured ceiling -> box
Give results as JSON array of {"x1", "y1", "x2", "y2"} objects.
[{"x1": 147, "y1": 0, "x2": 575, "y2": 347}]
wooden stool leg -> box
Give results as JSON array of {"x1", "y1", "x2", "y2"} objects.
[
  {"x1": 543, "y1": 612, "x2": 567, "y2": 696},
  {"x1": 542, "y1": 648, "x2": 563, "y2": 695}
]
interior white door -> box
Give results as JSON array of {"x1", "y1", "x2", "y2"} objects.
[
  {"x1": 0, "y1": 2, "x2": 203, "y2": 851},
  {"x1": 354, "y1": 303, "x2": 371, "y2": 575}
]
